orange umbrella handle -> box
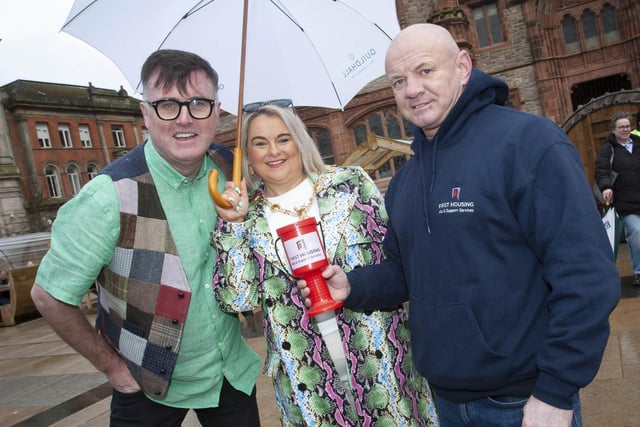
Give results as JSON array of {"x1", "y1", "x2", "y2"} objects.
[
  {"x1": 211, "y1": 0, "x2": 247, "y2": 209},
  {"x1": 209, "y1": 147, "x2": 243, "y2": 208}
]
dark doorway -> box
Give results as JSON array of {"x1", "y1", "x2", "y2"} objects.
[{"x1": 571, "y1": 74, "x2": 631, "y2": 110}]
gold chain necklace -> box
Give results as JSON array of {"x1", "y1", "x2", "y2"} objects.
[
  {"x1": 263, "y1": 193, "x2": 316, "y2": 219},
  {"x1": 257, "y1": 177, "x2": 325, "y2": 219}
]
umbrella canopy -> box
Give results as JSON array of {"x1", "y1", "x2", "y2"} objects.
[{"x1": 61, "y1": 0, "x2": 400, "y2": 114}]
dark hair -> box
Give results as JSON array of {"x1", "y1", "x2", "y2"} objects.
[
  {"x1": 140, "y1": 49, "x2": 219, "y2": 98},
  {"x1": 636, "y1": 111, "x2": 640, "y2": 128},
  {"x1": 610, "y1": 111, "x2": 631, "y2": 130}
]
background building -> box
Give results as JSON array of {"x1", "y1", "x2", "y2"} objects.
[
  {"x1": 0, "y1": 81, "x2": 145, "y2": 236},
  {"x1": 0, "y1": 0, "x2": 639, "y2": 235}
]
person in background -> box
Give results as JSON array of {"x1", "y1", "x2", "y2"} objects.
[
  {"x1": 31, "y1": 49, "x2": 262, "y2": 426},
  {"x1": 211, "y1": 103, "x2": 439, "y2": 426},
  {"x1": 631, "y1": 111, "x2": 640, "y2": 138},
  {"x1": 596, "y1": 111, "x2": 640, "y2": 285},
  {"x1": 301, "y1": 23, "x2": 620, "y2": 427}
]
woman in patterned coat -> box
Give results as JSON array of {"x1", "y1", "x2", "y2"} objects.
[{"x1": 211, "y1": 104, "x2": 439, "y2": 426}]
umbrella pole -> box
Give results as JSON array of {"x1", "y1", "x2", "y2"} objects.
[{"x1": 209, "y1": 0, "x2": 248, "y2": 207}]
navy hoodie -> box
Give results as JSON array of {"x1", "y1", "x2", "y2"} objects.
[{"x1": 346, "y1": 69, "x2": 620, "y2": 408}]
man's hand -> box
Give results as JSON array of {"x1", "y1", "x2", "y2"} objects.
[
  {"x1": 297, "y1": 265, "x2": 351, "y2": 307},
  {"x1": 522, "y1": 395, "x2": 573, "y2": 427},
  {"x1": 106, "y1": 360, "x2": 142, "y2": 393}
]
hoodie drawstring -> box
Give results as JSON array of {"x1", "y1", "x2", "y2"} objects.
[{"x1": 421, "y1": 137, "x2": 438, "y2": 235}]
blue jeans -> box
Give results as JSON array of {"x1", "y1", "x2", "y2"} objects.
[
  {"x1": 434, "y1": 393, "x2": 582, "y2": 427},
  {"x1": 621, "y1": 213, "x2": 640, "y2": 274}
]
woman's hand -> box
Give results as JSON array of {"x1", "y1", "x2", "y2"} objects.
[
  {"x1": 603, "y1": 188, "x2": 613, "y2": 204},
  {"x1": 214, "y1": 179, "x2": 249, "y2": 222}
]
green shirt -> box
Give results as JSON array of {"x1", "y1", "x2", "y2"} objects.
[{"x1": 36, "y1": 142, "x2": 261, "y2": 408}]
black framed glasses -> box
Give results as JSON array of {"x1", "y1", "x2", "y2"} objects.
[
  {"x1": 242, "y1": 98, "x2": 296, "y2": 115},
  {"x1": 146, "y1": 98, "x2": 217, "y2": 121}
]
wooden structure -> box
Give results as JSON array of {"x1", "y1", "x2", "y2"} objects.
[
  {"x1": 562, "y1": 89, "x2": 640, "y2": 193},
  {"x1": 0, "y1": 266, "x2": 39, "y2": 326},
  {"x1": 341, "y1": 132, "x2": 413, "y2": 193}
]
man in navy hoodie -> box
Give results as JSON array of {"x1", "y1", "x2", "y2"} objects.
[{"x1": 303, "y1": 23, "x2": 620, "y2": 426}]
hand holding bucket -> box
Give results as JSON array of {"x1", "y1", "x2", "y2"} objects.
[{"x1": 276, "y1": 217, "x2": 343, "y2": 317}]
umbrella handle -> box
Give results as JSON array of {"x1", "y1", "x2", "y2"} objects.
[{"x1": 208, "y1": 147, "x2": 243, "y2": 208}]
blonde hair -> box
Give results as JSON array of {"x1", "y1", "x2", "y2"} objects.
[{"x1": 241, "y1": 105, "x2": 326, "y2": 190}]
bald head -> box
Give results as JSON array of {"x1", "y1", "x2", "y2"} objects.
[
  {"x1": 383, "y1": 23, "x2": 472, "y2": 138},
  {"x1": 385, "y1": 24, "x2": 460, "y2": 74}
]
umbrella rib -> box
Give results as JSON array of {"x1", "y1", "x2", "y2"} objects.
[
  {"x1": 373, "y1": 22, "x2": 395, "y2": 41},
  {"x1": 269, "y1": 0, "x2": 303, "y2": 31},
  {"x1": 60, "y1": 0, "x2": 100, "y2": 28},
  {"x1": 156, "y1": 0, "x2": 215, "y2": 50}
]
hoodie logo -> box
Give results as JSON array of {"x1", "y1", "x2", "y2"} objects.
[
  {"x1": 438, "y1": 187, "x2": 475, "y2": 215},
  {"x1": 451, "y1": 187, "x2": 461, "y2": 200}
]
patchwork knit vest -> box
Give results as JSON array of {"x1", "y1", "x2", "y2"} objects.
[{"x1": 95, "y1": 142, "x2": 231, "y2": 397}]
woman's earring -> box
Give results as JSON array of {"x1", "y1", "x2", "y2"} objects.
[{"x1": 248, "y1": 165, "x2": 255, "y2": 175}]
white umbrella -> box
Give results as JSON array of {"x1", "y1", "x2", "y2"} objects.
[
  {"x1": 61, "y1": 0, "x2": 400, "y2": 112},
  {"x1": 61, "y1": 0, "x2": 400, "y2": 205}
]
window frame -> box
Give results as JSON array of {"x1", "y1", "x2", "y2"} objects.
[
  {"x1": 87, "y1": 163, "x2": 99, "y2": 180},
  {"x1": 111, "y1": 125, "x2": 126, "y2": 148},
  {"x1": 470, "y1": 1, "x2": 505, "y2": 49},
  {"x1": 45, "y1": 165, "x2": 63, "y2": 199},
  {"x1": 581, "y1": 9, "x2": 600, "y2": 49},
  {"x1": 602, "y1": 4, "x2": 620, "y2": 44},
  {"x1": 308, "y1": 127, "x2": 335, "y2": 166},
  {"x1": 66, "y1": 164, "x2": 82, "y2": 196},
  {"x1": 561, "y1": 15, "x2": 580, "y2": 54},
  {"x1": 79, "y1": 124, "x2": 92, "y2": 148},
  {"x1": 36, "y1": 123, "x2": 51, "y2": 148},
  {"x1": 58, "y1": 124, "x2": 73, "y2": 148}
]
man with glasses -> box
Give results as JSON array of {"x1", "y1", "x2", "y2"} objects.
[{"x1": 31, "y1": 49, "x2": 262, "y2": 426}]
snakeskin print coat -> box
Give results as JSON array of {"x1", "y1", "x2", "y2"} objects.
[{"x1": 213, "y1": 166, "x2": 439, "y2": 426}]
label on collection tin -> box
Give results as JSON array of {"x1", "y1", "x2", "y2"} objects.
[{"x1": 283, "y1": 231, "x2": 325, "y2": 271}]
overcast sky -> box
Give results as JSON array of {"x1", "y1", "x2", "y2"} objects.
[{"x1": 0, "y1": 0, "x2": 138, "y2": 96}]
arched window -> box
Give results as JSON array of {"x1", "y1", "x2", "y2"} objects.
[
  {"x1": 87, "y1": 163, "x2": 99, "y2": 180},
  {"x1": 368, "y1": 114, "x2": 384, "y2": 136},
  {"x1": 308, "y1": 127, "x2": 335, "y2": 165},
  {"x1": 602, "y1": 4, "x2": 620, "y2": 43},
  {"x1": 353, "y1": 123, "x2": 368, "y2": 146},
  {"x1": 67, "y1": 164, "x2": 82, "y2": 195},
  {"x1": 562, "y1": 15, "x2": 579, "y2": 53},
  {"x1": 385, "y1": 113, "x2": 401, "y2": 139},
  {"x1": 582, "y1": 10, "x2": 599, "y2": 49},
  {"x1": 45, "y1": 165, "x2": 63, "y2": 198}
]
